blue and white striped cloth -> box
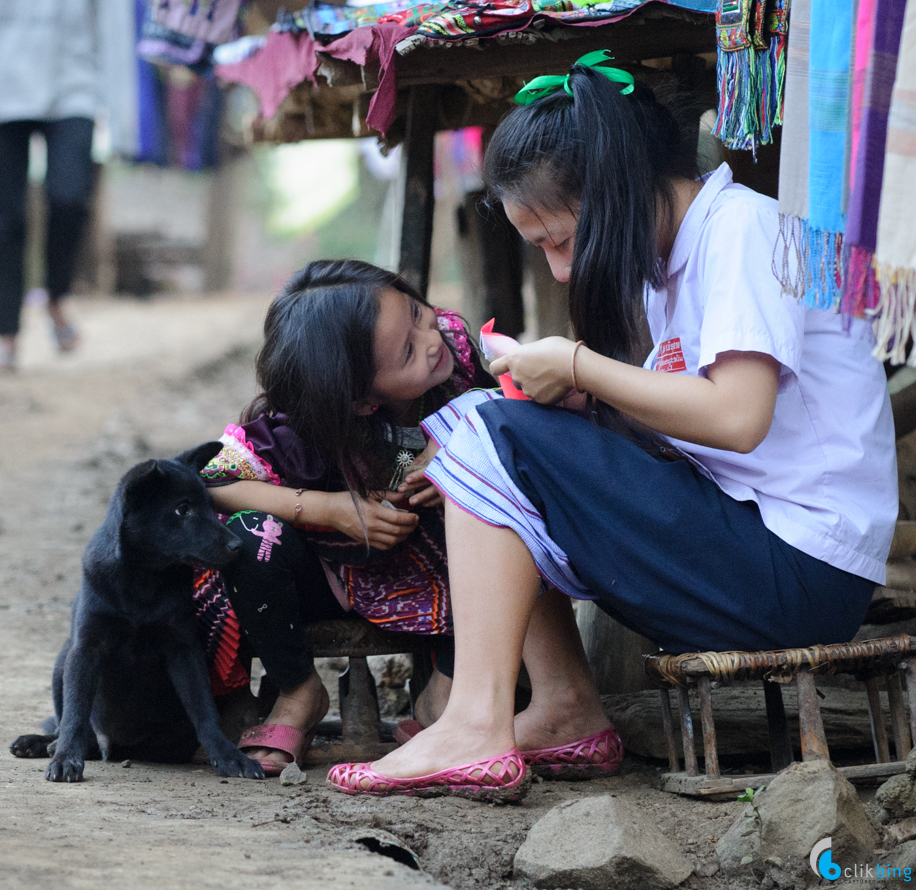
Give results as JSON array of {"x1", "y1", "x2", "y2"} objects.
[{"x1": 421, "y1": 390, "x2": 594, "y2": 600}]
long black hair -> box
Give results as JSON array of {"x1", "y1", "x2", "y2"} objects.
[
  {"x1": 484, "y1": 65, "x2": 698, "y2": 429},
  {"x1": 242, "y1": 259, "x2": 462, "y2": 496}
]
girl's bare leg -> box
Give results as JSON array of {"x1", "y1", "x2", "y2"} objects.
[
  {"x1": 368, "y1": 501, "x2": 539, "y2": 778},
  {"x1": 413, "y1": 667, "x2": 452, "y2": 728},
  {"x1": 514, "y1": 588, "x2": 610, "y2": 752}
]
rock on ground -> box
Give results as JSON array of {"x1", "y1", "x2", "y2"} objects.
[
  {"x1": 717, "y1": 760, "x2": 880, "y2": 884},
  {"x1": 877, "y1": 748, "x2": 916, "y2": 821},
  {"x1": 514, "y1": 794, "x2": 693, "y2": 890}
]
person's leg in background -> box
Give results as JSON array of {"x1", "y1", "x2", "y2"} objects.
[
  {"x1": 0, "y1": 120, "x2": 34, "y2": 370},
  {"x1": 43, "y1": 116, "x2": 95, "y2": 351}
]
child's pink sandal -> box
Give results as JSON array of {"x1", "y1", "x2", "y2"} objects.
[
  {"x1": 238, "y1": 724, "x2": 313, "y2": 777},
  {"x1": 520, "y1": 725, "x2": 624, "y2": 780},
  {"x1": 326, "y1": 749, "x2": 530, "y2": 802}
]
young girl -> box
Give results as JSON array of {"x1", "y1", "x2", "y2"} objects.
[
  {"x1": 198, "y1": 259, "x2": 494, "y2": 775},
  {"x1": 327, "y1": 52, "x2": 897, "y2": 800}
]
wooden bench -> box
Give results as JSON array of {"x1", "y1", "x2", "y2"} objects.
[
  {"x1": 644, "y1": 634, "x2": 916, "y2": 796},
  {"x1": 251, "y1": 619, "x2": 434, "y2": 748}
]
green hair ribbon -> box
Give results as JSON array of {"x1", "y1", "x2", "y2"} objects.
[{"x1": 513, "y1": 50, "x2": 635, "y2": 106}]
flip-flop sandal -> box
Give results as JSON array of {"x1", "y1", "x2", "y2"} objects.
[
  {"x1": 238, "y1": 723, "x2": 314, "y2": 778},
  {"x1": 393, "y1": 719, "x2": 424, "y2": 746}
]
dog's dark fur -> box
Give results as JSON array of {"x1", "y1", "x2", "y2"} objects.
[{"x1": 10, "y1": 443, "x2": 263, "y2": 782}]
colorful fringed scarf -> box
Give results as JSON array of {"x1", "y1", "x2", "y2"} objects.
[
  {"x1": 804, "y1": 0, "x2": 853, "y2": 309},
  {"x1": 773, "y1": 0, "x2": 811, "y2": 296},
  {"x1": 713, "y1": 0, "x2": 789, "y2": 151},
  {"x1": 842, "y1": 0, "x2": 906, "y2": 324},
  {"x1": 774, "y1": 0, "x2": 853, "y2": 309},
  {"x1": 873, "y1": 2, "x2": 916, "y2": 363}
]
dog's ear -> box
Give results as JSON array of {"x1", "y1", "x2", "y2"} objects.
[
  {"x1": 122, "y1": 459, "x2": 165, "y2": 506},
  {"x1": 175, "y1": 441, "x2": 223, "y2": 474}
]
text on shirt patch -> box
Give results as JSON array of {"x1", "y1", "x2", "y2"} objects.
[{"x1": 656, "y1": 337, "x2": 687, "y2": 373}]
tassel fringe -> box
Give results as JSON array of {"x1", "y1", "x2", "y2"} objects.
[
  {"x1": 773, "y1": 213, "x2": 848, "y2": 309},
  {"x1": 714, "y1": 34, "x2": 787, "y2": 152},
  {"x1": 870, "y1": 264, "x2": 916, "y2": 365}
]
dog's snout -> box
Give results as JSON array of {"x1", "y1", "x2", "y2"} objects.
[{"x1": 227, "y1": 535, "x2": 243, "y2": 553}]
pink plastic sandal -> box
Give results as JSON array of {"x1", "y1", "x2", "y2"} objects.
[
  {"x1": 520, "y1": 725, "x2": 624, "y2": 780},
  {"x1": 393, "y1": 719, "x2": 424, "y2": 746},
  {"x1": 238, "y1": 724, "x2": 313, "y2": 778},
  {"x1": 326, "y1": 749, "x2": 530, "y2": 802}
]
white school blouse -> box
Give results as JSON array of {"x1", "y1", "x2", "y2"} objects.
[{"x1": 644, "y1": 163, "x2": 896, "y2": 585}]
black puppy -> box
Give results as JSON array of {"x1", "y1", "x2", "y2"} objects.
[{"x1": 10, "y1": 442, "x2": 264, "y2": 782}]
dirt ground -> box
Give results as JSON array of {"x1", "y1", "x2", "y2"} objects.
[{"x1": 0, "y1": 291, "x2": 813, "y2": 890}]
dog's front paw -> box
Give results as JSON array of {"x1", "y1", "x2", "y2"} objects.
[
  {"x1": 212, "y1": 750, "x2": 265, "y2": 780},
  {"x1": 45, "y1": 753, "x2": 85, "y2": 783},
  {"x1": 10, "y1": 734, "x2": 55, "y2": 759}
]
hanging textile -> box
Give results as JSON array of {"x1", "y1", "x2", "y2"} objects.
[
  {"x1": 804, "y1": 0, "x2": 853, "y2": 309},
  {"x1": 149, "y1": 0, "x2": 247, "y2": 46},
  {"x1": 842, "y1": 0, "x2": 906, "y2": 324},
  {"x1": 773, "y1": 0, "x2": 853, "y2": 309},
  {"x1": 712, "y1": 0, "x2": 789, "y2": 151},
  {"x1": 873, "y1": 1, "x2": 916, "y2": 362},
  {"x1": 773, "y1": 0, "x2": 811, "y2": 298}
]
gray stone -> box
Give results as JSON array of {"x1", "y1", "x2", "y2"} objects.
[
  {"x1": 876, "y1": 749, "x2": 916, "y2": 821},
  {"x1": 876, "y1": 773, "x2": 916, "y2": 821},
  {"x1": 279, "y1": 763, "x2": 308, "y2": 786},
  {"x1": 717, "y1": 760, "x2": 880, "y2": 883},
  {"x1": 368, "y1": 654, "x2": 412, "y2": 689},
  {"x1": 513, "y1": 794, "x2": 693, "y2": 890}
]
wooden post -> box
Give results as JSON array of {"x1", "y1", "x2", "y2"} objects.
[
  {"x1": 339, "y1": 656, "x2": 381, "y2": 744},
  {"x1": 203, "y1": 157, "x2": 238, "y2": 293},
  {"x1": 575, "y1": 600, "x2": 657, "y2": 694},
  {"x1": 906, "y1": 659, "x2": 916, "y2": 745},
  {"x1": 865, "y1": 676, "x2": 892, "y2": 763},
  {"x1": 887, "y1": 672, "x2": 912, "y2": 760},
  {"x1": 762, "y1": 679, "x2": 794, "y2": 772},
  {"x1": 795, "y1": 668, "x2": 829, "y2": 762},
  {"x1": 696, "y1": 675, "x2": 720, "y2": 778},
  {"x1": 398, "y1": 85, "x2": 438, "y2": 297},
  {"x1": 677, "y1": 686, "x2": 699, "y2": 777},
  {"x1": 658, "y1": 688, "x2": 680, "y2": 773},
  {"x1": 456, "y1": 190, "x2": 524, "y2": 337}
]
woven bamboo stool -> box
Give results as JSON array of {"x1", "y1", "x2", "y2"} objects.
[{"x1": 643, "y1": 633, "x2": 916, "y2": 796}]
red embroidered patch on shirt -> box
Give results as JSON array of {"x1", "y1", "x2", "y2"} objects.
[{"x1": 656, "y1": 337, "x2": 687, "y2": 373}]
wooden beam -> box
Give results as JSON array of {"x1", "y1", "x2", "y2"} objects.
[
  {"x1": 398, "y1": 85, "x2": 438, "y2": 296},
  {"x1": 661, "y1": 761, "x2": 907, "y2": 798},
  {"x1": 394, "y1": 14, "x2": 714, "y2": 87}
]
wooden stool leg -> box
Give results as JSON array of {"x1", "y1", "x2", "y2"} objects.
[
  {"x1": 906, "y1": 659, "x2": 916, "y2": 746},
  {"x1": 697, "y1": 675, "x2": 720, "y2": 778},
  {"x1": 658, "y1": 688, "x2": 680, "y2": 773},
  {"x1": 339, "y1": 656, "x2": 381, "y2": 745},
  {"x1": 888, "y1": 672, "x2": 912, "y2": 760},
  {"x1": 795, "y1": 668, "x2": 829, "y2": 762},
  {"x1": 866, "y1": 675, "x2": 892, "y2": 763},
  {"x1": 763, "y1": 679, "x2": 794, "y2": 772},
  {"x1": 677, "y1": 686, "x2": 699, "y2": 777}
]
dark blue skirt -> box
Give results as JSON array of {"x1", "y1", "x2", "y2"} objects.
[{"x1": 466, "y1": 399, "x2": 874, "y2": 654}]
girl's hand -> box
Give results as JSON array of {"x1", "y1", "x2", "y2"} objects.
[
  {"x1": 489, "y1": 337, "x2": 577, "y2": 404},
  {"x1": 396, "y1": 440, "x2": 442, "y2": 508},
  {"x1": 325, "y1": 491, "x2": 418, "y2": 550}
]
